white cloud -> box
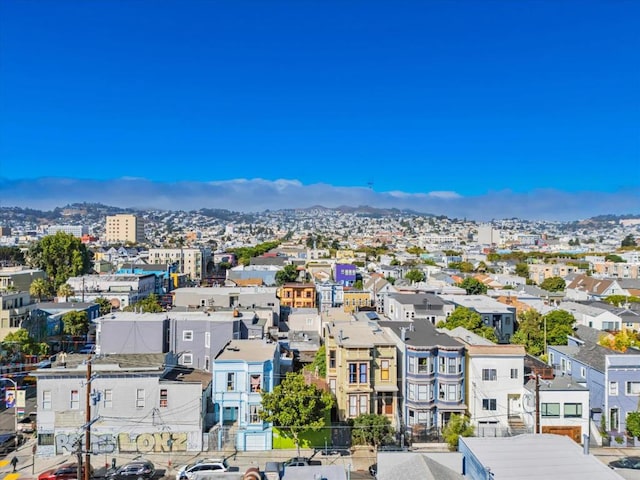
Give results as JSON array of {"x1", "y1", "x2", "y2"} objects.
[{"x1": 0, "y1": 177, "x2": 637, "y2": 221}]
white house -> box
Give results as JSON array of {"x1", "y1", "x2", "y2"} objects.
[{"x1": 558, "y1": 301, "x2": 621, "y2": 331}]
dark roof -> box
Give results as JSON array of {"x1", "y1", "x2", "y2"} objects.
[
  {"x1": 570, "y1": 324, "x2": 604, "y2": 345},
  {"x1": 162, "y1": 367, "x2": 212, "y2": 386},
  {"x1": 40, "y1": 353, "x2": 168, "y2": 372},
  {"x1": 250, "y1": 256, "x2": 287, "y2": 266},
  {"x1": 380, "y1": 318, "x2": 463, "y2": 349},
  {"x1": 389, "y1": 293, "x2": 445, "y2": 310}
]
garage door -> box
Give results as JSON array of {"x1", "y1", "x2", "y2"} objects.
[{"x1": 244, "y1": 434, "x2": 266, "y2": 451}]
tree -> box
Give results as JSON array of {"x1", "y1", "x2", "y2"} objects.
[
  {"x1": 442, "y1": 414, "x2": 474, "y2": 451},
  {"x1": 437, "y1": 307, "x2": 497, "y2": 343},
  {"x1": 405, "y1": 269, "x2": 425, "y2": 284},
  {"x1": 351, "y1": 414, "x2": 395, "y2": 448},
  {"x1": 124, "y1": 294, "x2": 163, "y2": 313},
  {"x1": 621, "y1": 234, "x2": 636, "y2": 248},
  {"x1": 458, "y1": 277, "x2": 488, "y2": 295},
  {"x1": 2, "y1": 329, "x2": 49, "y2": 357},
  {"x1": 603, "y1": 295, "x2": 640, "y2": 307},
  {"x1": 511, "y1": 309, "x2": 545, "y2": 357},
  {"x1": 539, "y1": 276, "x2": 566, "y2": 292},
  {"x1": 275, "y1": 264, "x2": 299, "y2": 285},
  {"x1": 0, "y1": 246, "x2": 25, "y2": 266},
  {"x1": 94, "y1": 297, "x2": 113, "y2": 316},
  {"x1": 544, "y1": 309, "x2": 575, "y2": 346},
  {"x1": 627, "y1": 411, "x2": 640, "y2": 438},
  {"x1": 260, "y1": 372, "x2": 333, "y2": 455},
  {"x1": 62, "y1": 310, "x2": 89, "y2": 336},
  {"x1": 515, "y1": 262, "x2": 530, "y2": 278},
  {"x1": 597, "y1": 330, "x2": 640, "y2": 352},
  {"x1": 305, "y1": 345, "x2": 326, "y2": 377},
  {"x1": 57, "y1": 283, "x2": 74, "y2": 302},
  {"x1": 604, "y1": 254, "x2": 625, "y2": 263},
  {"x1": 353, "y1": 279, "x2": 364, "y2": 290},
  {"x1": 386, "y1": 276, "x2": 396, "y2": 285},
  {"x1": 27, "y1": 232, "x2": 92, "y2": 288},
  {"x1": 29, "y1": 278, "x2": 52, "y2": 302}
]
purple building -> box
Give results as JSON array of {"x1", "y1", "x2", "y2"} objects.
[{"x1": 335, "y1": 263, "x2": 357, "y2": 287}]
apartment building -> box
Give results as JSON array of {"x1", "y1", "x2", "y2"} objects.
[
  {"x1": 147, "y1": 247, "x2": 212, "y2": 282},
  {"x1": 45, "y1": 225, "x2": 88, "y2": 238},
  {"x1": 105, "y1": 214, "x2": 145, "y2": 244},
  {"x1": 0, "y1": 267, "x2": 46, "y2": 292},
  {"x1": 278, "y1": 283, "x2": 316, "y2": 309}
]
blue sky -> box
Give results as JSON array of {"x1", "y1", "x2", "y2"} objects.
[{"x1": 0, "y1": 0, "x2": 638, "y2": 219}]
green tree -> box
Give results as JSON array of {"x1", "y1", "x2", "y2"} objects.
[
  {"x1": 621, "y1": 234, "x2": 636, "y2": 248},
  {"x1": 442, "y1": 414, "x2": 474, "y2": 451},
  {"x1": 603, "y1": 295, "x2": 640, "y2": 307},
  {"x1": 124, "y1": 294, "x2": 163, "y2": 313},
  {"x1": 57, "y1": 283, "x2": 74, "y2": 302},
  {"x1": 406, "y1": 246, "x2": 425, "y2": 256},
  {"x1": 544, "y1": 309, "x2": 575, "y2": 346},
  {"x1": 597, "y1": 330, "x2": 640, "y2": 352},
  {"x1": 260, "y1": 372, "x2": 334, "y2": 455},
  {"x1": 351, "y1": 414, "x2": 395, "y2": 448},
  {"x1": 385, "y1": 276, "x2": 396, "y2": 285},
  {"x1": 27, "y1": 232, "x2": 92, "y2": 288},
  {"x1": 539, "y1": 276, "x2": 566, "y2": 292},
  {"x1": 305, "y1": 345, "x2": 326, "y2": 377},
  {"x1": 511, "y1": 309, "x2": 545, "y2": 357},
  {"x1": 437, "y1": 307, "x2": 497, "y2": 342},
  {"x1": 94, "y1": 297, "x2": 113, "y2": 316},
  {"x1": 405, "y1": 269, "x2": 426, "y2": 284},
  {"x1": 515, "y1": 262, "x2": 530, "y2": 278},
  {"x1": 627, "y1": 411, "x2": 640, "y2": 438},
  {"x1": 62, "y1": 310, "x2": 89, "y2": 336},
  {"x1": 604, "y1": 254, "x2": 625, "y2": 263},
  {"x1": 0, "y1": 246, "x2": 25, "y2": 265},
  {"x1": 353, "y1": 279, "x2": 364, "y2": 290},
  {"x1": 29, "y1": 278, "x2": 52, "y2": 302},
  {"x1": 458, "y1": 277, "x2": 488, "y2": 295},
  {"x1": 275, "y1": 264, "x2": 300, "y2": 285},
  {"x1": 2, "y1": 329, "x2": 49, "y2": 357}
]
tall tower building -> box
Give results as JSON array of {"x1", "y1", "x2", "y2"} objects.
[{"x1": 105, "y1": 214, "x2": 145, "y2": 244}]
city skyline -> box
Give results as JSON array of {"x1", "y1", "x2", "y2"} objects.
[{"x1": 0, "y1": 1, "x2": 638, "y2": 220}]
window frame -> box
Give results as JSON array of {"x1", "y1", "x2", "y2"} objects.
[
  {"x1": 541, "y1": 402, "x2": 561, "y2": 417},
  {"x1": 160, "y1": 388, "x2": 168, "y2": 408},
  {"x1": 183, "y1": 330, "x2": 194, "y2": 341}
]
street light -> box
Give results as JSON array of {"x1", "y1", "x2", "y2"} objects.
[{"x1": 0, "y1": 376, "x2": 19, "y2": 450}]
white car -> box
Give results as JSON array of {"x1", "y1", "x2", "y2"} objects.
[{"x1": 175, "y1": 459, "x2": 229, "y2": 480}]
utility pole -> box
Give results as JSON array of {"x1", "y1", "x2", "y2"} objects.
[
  {"x1": 85, "y1": 358, "x2": 92, "y2": 480},
  {"x1": 535, "y1": 373, "x2": 541, "y2": 434}
]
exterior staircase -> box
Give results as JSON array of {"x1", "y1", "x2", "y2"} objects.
[{"x1": 508, "y1": 416, "x2": 529, "y2": 436}]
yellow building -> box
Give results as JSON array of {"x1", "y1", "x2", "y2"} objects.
[
  {"x1": 343, "y1": 290, "x2": 372, "y2": 313},
  {"x1": 105, "y1": 214, "x2": 145, "y2": 244},
  {"x1": 278, "y1": 283, "x2": 316, "y2": 309},
  {"x1": 325, "y1": 321, "x2": 398, "y2": 427}
]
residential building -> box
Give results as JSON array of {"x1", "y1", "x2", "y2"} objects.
[
  {"x1": 33, "y1": 352, "x2": 211, "y2": 455},
  {"x1": 0, "y1": 290, "x2": 35, "y2": 339},
  {"x1": 528, "y1": 262, "x2": 582, "y2": 284},
  {"x1": 459, "y1": 434, "x2": 623, "y2": 480},
  {"x1": 147, "y1": 247, "x2": 212, "y2": 282},
  {"x1": 45, "y1": 225, "x2": 88, "y2": 238},
  {"x1": 316, "y1": 282, "x2": 345, "y2": 311},
  {"x1": 565, "y1": 274, "x2": 629, "y2": 301},
  {"x1": 444, "y1": 327, "x2": 525, "y2": 437},
  {"x1": 342, "y1": 289, "x2": 371, "y2": 313},
  {"x1": 439, "y1": 295, "x2": 516, "y2": 344},
  {"x1": 325, "y1": 319, "x2": 399, "y2": 428},
  {"x1": 384, "y1": 293, "x2": 453, "y2": 324},
  {"x1": 0, "y1": 267, "x2": 47, "y2": 292},
  {"x1": 29, "y1": 301, "x2": 100, "y2": 348},
  {"x1": 558, "y1": 301, "x2": 621, "y2": 331},
  {"x1": 287, "y1": 308, "x2": 321, "y2": 335},
  {"x1": 523, "y1": 375, "x2": 590, "y2": 442},
  {"x1": 211, "y1": 339, "x2": 280, "y2": 451},
  {"x1": 66, "y1": 274, "x2": 156, "y2": 309},
  {"x1": 116, "y1": 263, "x2": 178, "y2": 295},
  {"x1": 547, "y1": 325, "x2": 640, "y2": 440},
  {"x1": 381, "y1": 318, "x2": 465, "y2": 441},
  {"x1": 105, "y1": 214, "x2": 145, "y2": 244},
  {"x1": 278, "y1": 283, "x2": 316, "y2": 309},
  {"x1": 477, "y1": 225, "x2": 500, "y2": 246},
  {"x1": 335, "y1": 263, "x2": 357, "y2": 287}
]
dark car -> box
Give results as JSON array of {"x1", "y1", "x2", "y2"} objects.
[
  {"x1": 0, "y1": 433, "x2": 21, "y2": 454},
  {"x1": 106, "y1": 460, "x2": 155, "y2": 480},
  {"x1": 38, "y1": 463, "x2": 94, "y2": 480},
  {"x1": 609, "y1": 456, "x2": 640, "y2": 470},
  {"x1": 283, "y1": 457, "x2": 311, "y2": 467}
]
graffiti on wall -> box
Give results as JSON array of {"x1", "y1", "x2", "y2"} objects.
[{"x1": 55, "y1": 432, "x2": 188, "y2": 454}]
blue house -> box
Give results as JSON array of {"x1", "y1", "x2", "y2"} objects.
[
  {"x1": 547, "y1": 325, "x2": 640, "y2": 441},
  {"x1": 116, "y1": 263, "x2": 177, "y2": 294},
  {"x1": 380, "y1": 318, "x2": 466, "y2": 441},
  {"x1": 211, "y1": 339, "x2": 280, "y2": 451},
  {"x1": 334, "y1": 263, "x2": 357, "y2": 287}
]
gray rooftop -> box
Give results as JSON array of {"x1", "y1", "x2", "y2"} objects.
[
  {"x1": 215, "y1": 339, "x2": 277, "y2": 362},
  {"x1": 35, "y1": 353, "x2": 169, "y2": 373},
  {"x1": 525, "y1": 374, "x2": 588, "y2": 392},
  {"x1": 389, "y1": 293, "x2": 446, "y2": 309},
  {"x1": 460, "y1": 434, "x2": 624, "y2": 480},
  {"x1": 376, "y1": 452, "x2": 463, "y2": 480},
  {"x1": 380, "y1": 319, "x2": 463, "y2": 349}
]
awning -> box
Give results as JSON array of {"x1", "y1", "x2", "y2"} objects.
[{"x1": 374, "y1": 384, "x2": 399, "y2": 392}]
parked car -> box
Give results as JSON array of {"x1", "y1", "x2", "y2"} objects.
[
  {"x1": 0, "y1": 433, "x2": 21, "y2": 454},
  {"x1": 17, "y1": 412, "x2": 37, "y2": 434},
  {"x1": 106, "y1": 460, "x2": 155, "y2": 480},
  {"x1": 38, "y1": 463, "x2": 94, "y2": 480},
  {"x1": 609, "y1": 456, "x2": 640, "y2": 470},
  {"x1": 78, "y1": 344, "x2": 96, "y2": 355},
  {"x1": 176, "y1": 459, "x2": 229, "y2": 480},
  {"x1": 283, "y1": 457, "x2": 311, "y2": 467}
]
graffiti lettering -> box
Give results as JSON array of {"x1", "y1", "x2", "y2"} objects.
[
  {"x1": 55, "y1": 433, "x2": 117, "y2": 455},
  {"x1": 117, "y1": 432, "x2": 188, "y2": 453}
]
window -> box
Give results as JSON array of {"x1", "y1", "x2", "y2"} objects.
[
  {"x1": 418, "y1": 357, "x2": 429, "y2": 373},
  {"x1": 448, "y1": 358, "x2": 457, "y2": 374},
  {"x1": 329, "y1": 350, "x2": 336, "y2": 369},
  {"x1": 408, "y1": 383, "x2": 415, "y2": 401},
  {"x1": 564, "y1": 403, "x2": 582, "y2": 418},
  {"x1": 580, "y1": 367, "x2": 586, "y2": 378},
  {"x1": 482, "y1": 399, "x2": 497, "y2": 411},
  {"x1": 227, "y1": 373, "x2": 235, "y2": 391},
  {"x1": 160, "y1": 389, "x2": 168, "y2": 408},
  {"x1": 380, "y1": 360, "x2": 390, "y2": 381},
  {"x1": 136, "y1": 389, "x2": 145, "y2": 408},
  {"x1": 609, "y1": 381, "x2": 619, "y2": 396},
  {"x1": 250, "y1": 374, "x2": 262, "y2": 392},
  {"x1": 42, "y1": 390, "x2": 51, "y2": 410},
  {"x1": 349, "y1": 363, "x2": 368, "y2": 384},
  {"x1": 447, "y1": 384, "x2": 458, "y2": 401},
  {"x1": 183, "y1": 330, "x2": 193, "y2": 341},
  {"x1": 205, "y1": 332, "x2": 210, "y2": 348},
  {"x1": 549, "y1": 352, "x2": 555, "y2": 365},
  {"x1": 626, "y1": 381, "x2": 640, "y2": 395},
  {"x1": 482, "y1": 369, "x2": 497, "y2": 381},
  {"x1": 541, "y1": 403, "x2": 560, "y2": 417},
  {"x1": 439, "y1": 357, "x2": 446, "y2": 373},
  {"x1": 510, "y1": 368, "x2": 518, "y2": 379},
  {"x1": 249, "y1": 405, "x2": 261, "y2": 424},
  {"x1": 417, "y1": 384, "x2": 428, "y2": 401},
  {"x1": 349, "y1": 395, "x2": 358, "y2": 416},
  {"x1": 103, "y1": 389, "x2": 112, "y2": 408},
  {"x1": 560, "y1": 358, "x2": 566, "y2": 371},
  {"x1": 182, "y1": 353, "x2": 193, "y2": 365},
  {"x1": 38, "y1": 433, "x2": 54, "y2": 446},
  {"x1": 359, "y1": 363, "x2": 367, "y2": 383},
  {"x1": 566, "y1": 360, "x2": 572, "y2": 373},
  {"x1": 204, "y1": 356, "x2": 210, "y2": 371},
  {"x1": 70, "y1": 390, "x2": 79, "y2": 409},
  {"x1": 359, "y1": 394, "x2": 368, "y2": 415}
]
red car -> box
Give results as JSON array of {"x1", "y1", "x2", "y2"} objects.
[{"x1": 38, "y1": 463, "x2": 94, "y2": 480}]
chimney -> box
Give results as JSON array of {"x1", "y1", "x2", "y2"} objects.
[{"x1": 401, "y1": 327, "x2": 406, "y2": 341}]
